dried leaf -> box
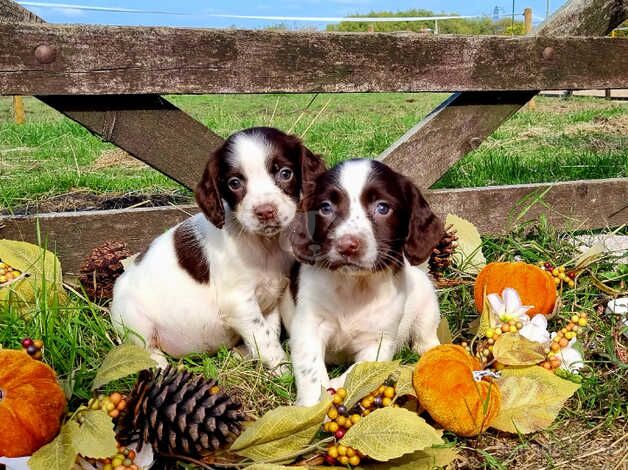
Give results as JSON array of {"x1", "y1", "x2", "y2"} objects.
[
  {"x1": 492, "y1": 333, "x2": 546, "y2": 366},
  {"x1": 573, "y1": 241, "x2": 605, "y2": 269},
  {"x1": 0, "y1": 239, "x2": 67, "y2": 310},
  {"x1": 343, "y1": 361, "x2": 401, "y2": 408},
  {"x1": 445, "y1": 214, "x2": 485, "y2": 274},
  {"x1": 230, "y1": 395, "x2": 331, "y2": 462},
  {"x1": 71, "y1": 410, "x2": 117, "y2": 459},
  {"x1": 92, "y1": 343, "x2": 156, "y2": 390},
  {"x1": 340, "y1": 407, "x2": 443, "y2": 462},
  {"x1": 490, "y1": 366, "x2": 580, "y2": 434},
  {"x1": 28, "y1": 422, "x2": 77, "y2": 470},
  {"x1": 477, "y1": 286, "x2": 493, "y2": 337},
  {"x1": 394, "y1": 365, "x2": 417, "y2": 399},
  {"x1": 436, "y1": 318, "x2": 452, "y2": 344},
  {"x1": 358, "y1": 446, "x2": 458, "y2": 469}
]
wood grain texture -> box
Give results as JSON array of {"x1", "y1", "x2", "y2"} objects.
[
  {"x1": 0, "y1": 24, "x2": 626, "y2": 95},
  {"x1": 381, "y1": 0, "x2": 628, "y2": 187},
  {"x1": 0, "y1": 0, "x2": 223, "y2": 190},
  {"x1": 40, "y1": 95, "x2": 223, "y2": 189},
  {"x1": 2, "y1": 178, "x2": 625, "y2": 276}
]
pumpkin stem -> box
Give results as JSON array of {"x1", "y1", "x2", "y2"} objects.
[{"x1": 0, "y1": 387, "x2": 4, "y2": 402}]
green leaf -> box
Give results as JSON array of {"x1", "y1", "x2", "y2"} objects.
[
  {"x1": 340, "y1": 407, "x2": 443, "y2": 462},
  {"x1": 445, "y1": 214, "x2": 485, "y2": 274},
  {"x1": 92, "y1": 343, "x2": 156, "y2": 390},
  {"x1": 490, "y1": 366, "x2": 580, "y2": 434},
  {"x1": 436, "y1": 318, "x2": 452, "y2": 344},
  {"x1": 394, "y1": 365, "x2": 417, "y2": 399},
  {"x1": 492, "y1": 333, "x2": 546, "y2": 366},
  {"x1": 71, "y1": 410, "x2": 118, "y2": 458},
  {"x1": 357, "y1": 446, "x2": 458, "y2": 469},
  {"x1": 343, "y1": 361, "x2": 401, "y2": 408},
  {"x1": 230, "y1": 395, "x2": 331, "y2": 462},
  {"x1": 28, "y1": 422, "x2": 78, "y2": 470},
  {"x1": 0, "y1": 239, "x2": 67, "y2": 311}
]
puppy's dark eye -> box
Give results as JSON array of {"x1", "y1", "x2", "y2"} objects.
[
  {"x1": 375, "y1": 201, "x2": 391, "y2": 216},
  {"x1": 319, "y1": 201, "x2": 334, "y2": 216},
  {"x1": 228, "y1": 177, "x2": 242, "y2": 190},
  {"x1": 277, "y1": 167, "x2": 293, "y2": 182}
]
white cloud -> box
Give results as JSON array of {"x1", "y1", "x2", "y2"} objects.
[{"x1": 53, "y1": 7, "x2": 86, "y2": 17}]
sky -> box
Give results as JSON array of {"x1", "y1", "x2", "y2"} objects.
[{"x1": 21, "y1": 0, "x2": 567, "y2": 29}]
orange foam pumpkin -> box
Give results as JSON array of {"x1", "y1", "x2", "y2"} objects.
[
  {"x1": 474, "y1": 262, "x2": 557, "y2": 317},
  {"x1": 413, "y1": 344, "x2": 501, "y2": 437},
  {"x1": 0, "y1": 349, "x2": 66, "y2": 457}
]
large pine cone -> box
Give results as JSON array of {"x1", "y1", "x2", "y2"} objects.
[
  {"x1": 79, "y1": 240, "x2": 130, "y2": 302},
  {"x1": 429, "y1": 225, "x2": 458, "y2": 279},
  {"x1": 116, "y1": 366, "x2": 245, "y2": 459}
]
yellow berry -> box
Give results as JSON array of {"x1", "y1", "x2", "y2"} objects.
[
  {"x1": 328, "y1": 446, "x2": 338, "y2": 458},
  {"x1": 328, "y1": 407, "x2": 339, "y2": 420},
  {"x1": 554, "y1": 277, "x2": 561, "y2": 285},
  {"x1": 495, "y1": 328, "x2": 502, "y2": 336},
  {"x1": 336, "y1": 388, "x2": 347, "y2": 398},
  {"x1": 509, "y1": 325, "x2": 517, "y2": 333},
  {"x1": 210, "y1": 385, "x2": 220, "y2": 394},
  {"x1": 111, "y1": 458, "x2": 123, "y2": 468},
  {"x1": 565, "y1": 331, "x2": 576, "y2": 340},
  {"x1": 338, "y1": 456, "x2": 349, "y2": 465},
  {"x1": 561, "y1": 328, "x2": 568, "y2": 334},
  {"x1": 383, "y1": 386, "x2": 395, "y2": 398},
  {"x1": 337, "y1": 445, "x2": 347, "y2": 456},
  {"x1": 551, "y1": 343, "x2": 560, "y2": 352},
  {"x1": 571, "y1": 314, "x2": 580, "y2": 323},
  {"x1": 109, "y1": 409, "x2": 120, "y2": 419},
  {"x1": 109, "y1": 392, "x2": 122, "y2": 406},
  {"x1": 332, "y1": 395, "x2": 343, "y2": 405},
  {"x1": 105, "y1": 402, "x2": 116, "y2": 412},
  {"x1": 552, "y1": 268, "x2": 559, "y2": 276},
  {"x1": 362, "y1": 409, "x2": 370, "y2": 416},
  {"x1": 486, "y1": 328, "x2": 495, "y2": 338},
  {"x1": 578, "y1": 318, "x2": 587, "y2": 326},
  {"x1": 568, "y1": 280, "x2": 575, "y2": 288},
  {"x1": 349, "y1": 455, "x2": 361, "y2": 466},
  {"x1": 0, "y1": 276, "x2": 6, "y2": 284},
  {"x1": 103, "y1": 465, "x2": 113, "y2": 470},
  {"x1": 346, "y1": 447, "x2": 356, "y2": 458},
  {"x1": 559, "y1": 266, "x2": 565, "y2": 273},
  {"x1": 515, "y1": 322, "x2": 523, "y2": 330},
  {"x1": 542, "y1": 361, "x2": 552, "y2": 370},
  {"x1": 336, "y1": 416, "x2": 346, "y2": 427},
  {"x1": 361, "y1": 398, "x2": 372, "y2": 408},
  {"x1": 377, "y1": 385, "x2": 386, "y2": 395},
  {"x1": 323, "y1": 422, "x2": 331, "y2": 432},
  {"x1": 559, "y1": 338, "x2": 569, "y2": 348},
  {"x1": 350, "y1": 414, "x2": 361, "y2": 424},
  {"x1": 328, "y1": 421, "x2": 339, "y2": 433},
  {"x1": 344, "y1": 420, "x2": 352, "y2": 429},
  {"x1": 488, "y1": 345, "x2": 494, "y2": 352},
  {"x1": 382, "y1": 397, "x2": 392, "y2": 407},
  {"x1": 553, "y1": 334, "x2": 561, "y2": 342},
  {"x1": 580, "y1": 312, "x2": 587, "y2": 319}
]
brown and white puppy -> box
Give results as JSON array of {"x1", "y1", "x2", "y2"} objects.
[
  {"x1": 111, "y1": 127, "x2": 325, "y2": 371},
  {"x1": 281, "y1": 159, "x2": 443, "y2": 405}
]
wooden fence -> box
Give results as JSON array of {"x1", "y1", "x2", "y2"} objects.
[{"x1": 0, "y1": 0, "x2": 626, "y2": 277}]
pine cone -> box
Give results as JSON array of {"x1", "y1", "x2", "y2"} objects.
[
  {"x1": 116, "y1": 366, "x2": 245, "y2": 460},
  {"x1": 429, "y1": 225, "x2": 458, "y2": 279},
  {"x1": 79, "y1": 240, "x2": 131, "y2": 302}
]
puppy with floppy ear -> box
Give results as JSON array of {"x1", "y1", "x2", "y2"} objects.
[
  {"x1": 111, "y1": 127, "x2": 325, "y2": 370},
  {"x1": 282, "y1": 159, "x2": 443, "y2": 405}
]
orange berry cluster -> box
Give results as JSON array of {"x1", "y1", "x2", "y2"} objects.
[
  {"x1": 323, "y1": 383, "x2": 397, "y2": 466},
  {"x1": 21, "y1": 338, "x2": 43, "y2": 360},
  {"x1": 84, "y1": 444, "x2": 139, "y2": 470},
  {"x1": 0, "y1": 260, "x2": 21, "y2": 285},
  {"x1": 539, "y1": 262, "x2": 576, "y2": 288},
  {"x1": 541, "y1": 312, "x2": 588, "y2": 371},
  {"x1": 88, "y1": 392, "x2": 127, "y2": 419}
]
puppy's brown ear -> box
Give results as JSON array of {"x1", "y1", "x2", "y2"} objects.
[
  {"x1": 289, "y1": 196, "x2": 321, "y2": 265},
  {"x1": 403, "y1": 180, "x2": 444, "y2": 266},
  {"x1": 297, "y1": 140, "x2": 326, "y2": 198},
  {"x1": 195, "y1": 152, "x2": 225, "y2": 228}
]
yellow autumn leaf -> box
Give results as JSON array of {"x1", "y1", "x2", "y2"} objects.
[
  {"x1": 343, "y1": 361, "x2": 401, "y2": 409},
  {"x1": 490, "y1": 366, "x2": 580, "y2": 434},
  {"x1": 0, "y1": 239, "x2": 67, "y2": 311},
  {"x1": 492, "y1": 333, "x2": 546, "y2": 366},
  {"x1": 357, "y1": 446, "x2": 458, "y2": 469},
  {"x1": 394, "y1": 365, "x2": 417, "y2": 399},
  {"x1": 230, "y1": 395, "x2": 331, "y2": 462},
  {"x1": 445, "y1": 214, "x2": 486, "y2": 274},
  {"x1": 340, "y1": 407, "x2": 443, "y2": 462},
  {"x1": 436, "y1": 318, "x2": 452, "y2": 344}
]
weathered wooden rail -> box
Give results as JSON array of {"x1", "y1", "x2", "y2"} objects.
[{"x1": 0, "y1": 0, "x2": 626, "y2": 276}]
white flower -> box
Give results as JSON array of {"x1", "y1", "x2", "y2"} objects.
[
  {"x1": 606, "y1": 298, "x2": 628, "y2": 337},
  {"x1": 487, "y1": 287, "x2": 533, "y2": 325},
  {"x1": 550, "y1": 334, "x2": 584, "y2": 373},
  {"x1": 519, "y1": 314, "x2": 551, "y2": 345}
]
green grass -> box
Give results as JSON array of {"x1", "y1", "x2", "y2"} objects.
[{"x1": 1, "y1": 94, "x2": 626, "y2": 211}]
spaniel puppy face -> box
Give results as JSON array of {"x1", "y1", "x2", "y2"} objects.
[
  {"x1": 195, "y1": 127, "x2": 325, "y2": 236},
  {"x1": 291, "y1": 159, "x2": 443, "y2": 272}
]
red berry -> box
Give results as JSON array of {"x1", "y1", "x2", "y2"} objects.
[
  {"x1": 335, "y1": 428, "x2": 346, "y2": 439},
  {"x1": 567, "y1": 271, "x2": 576, "y2": 279},
  {"x1": 326, "y1": 387, "x2": 336, "y2": 395},
  {"x1": 21, "y1": 338, "x2": 33, "y2": 348},
  {"x1": 325, "y1": 455, "x2": 337, "y2": 465},
  {"x1": 544, "y1": 262, "x2": 551, "y2": 269}
]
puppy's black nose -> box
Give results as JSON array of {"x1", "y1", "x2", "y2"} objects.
[
  {"x1": 336, "y1": 234, "x2": 361, "y2": 257},
  {"x1": 254, "y1": 203, "x2": 278, "y2": 222}
]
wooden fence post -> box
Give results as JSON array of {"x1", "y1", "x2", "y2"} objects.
[
  {"x1": 12, "y1": 96, "x2": 25, "y2": 124},
  {"x1": 524, "y1": 8, "x2": 537, "y2": 110}
]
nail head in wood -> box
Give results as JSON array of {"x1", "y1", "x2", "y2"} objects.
[
  {"x1": 34, "y1": 44, "x2": 56, "y2": 64},
  {"x1": 542, "y1": 46, "x2": 554, "y2": 60}
]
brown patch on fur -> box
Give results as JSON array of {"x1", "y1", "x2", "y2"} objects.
[{"x1": 173, "y1": 223, "x2": 210, "y2": 283}]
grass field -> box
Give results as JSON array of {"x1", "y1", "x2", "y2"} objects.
[
  {"x1": 0, "y1": 94, "x2": 627, "y2": 468},
  {"x1": 1, "y1": 94, "x2": 626, "y2": 211}
]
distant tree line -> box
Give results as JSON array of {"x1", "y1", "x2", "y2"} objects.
[{"x1": 325, "y1": 9, "x2": 525, "y2": 35}]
